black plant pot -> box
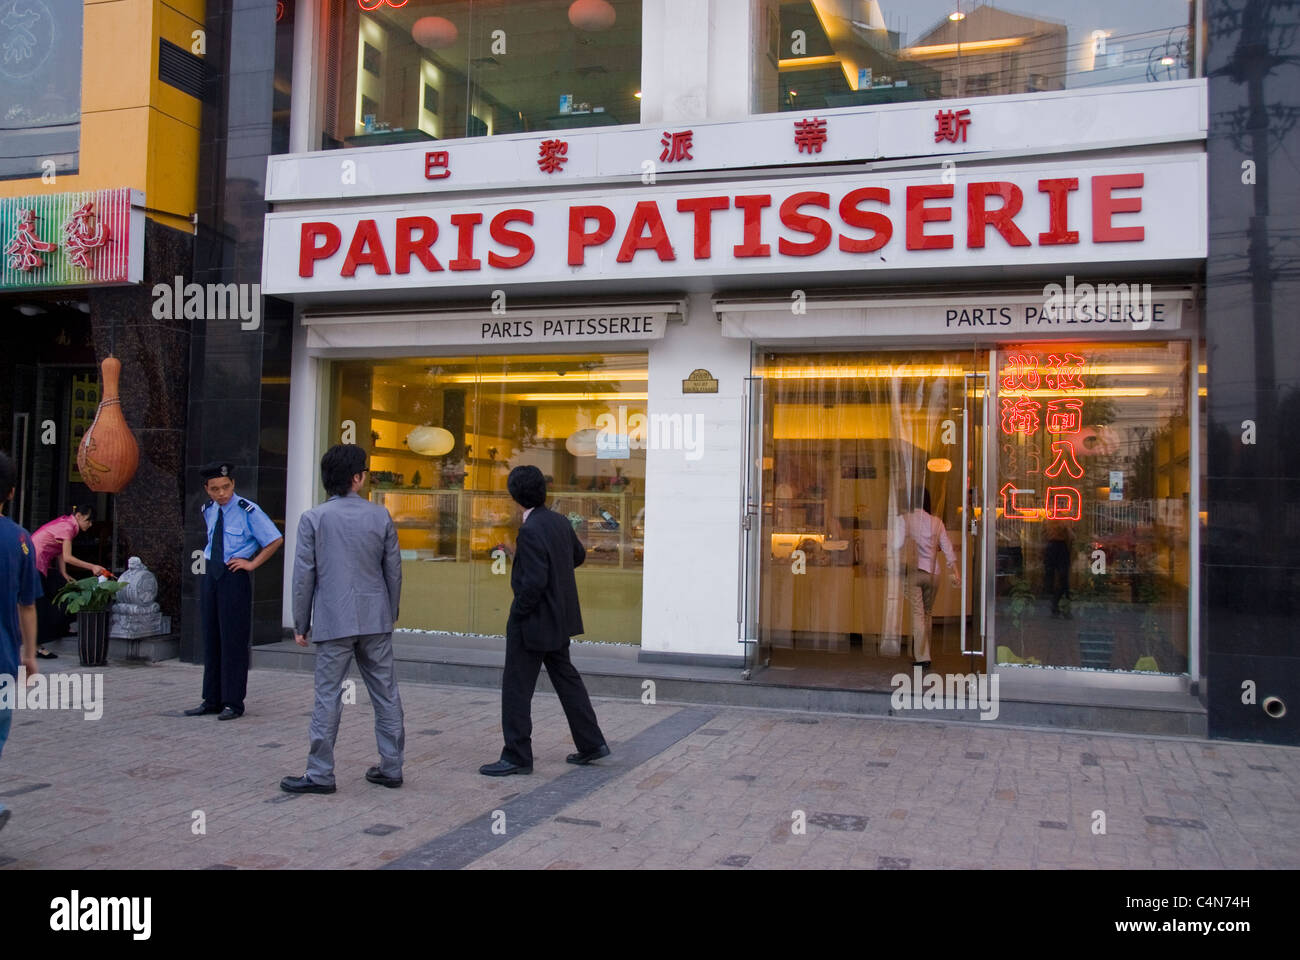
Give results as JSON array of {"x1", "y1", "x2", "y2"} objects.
[{"x1": 77, "y1": 610, "x2": 111, "y2": 666}]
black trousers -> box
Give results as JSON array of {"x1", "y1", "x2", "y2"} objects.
[
  {"x1": 500, "y1": 633, "x2": 604, "y2": 767},
  {"x1": 198, "y1": 569, "x2": 251, "y2": 712},
  {"x1": 36, "y1": 569, "x2": 69, "y2": 644},
  {"x1": 1043, "y1": 540, "x2": 1071, "y2": 613}
]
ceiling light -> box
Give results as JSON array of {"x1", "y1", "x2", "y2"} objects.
[
  {"x1": 949, "y1": 11, "x2": 966, "y2": 21},
  {"x1": 927, "y1": 458, "x2": 953, "y2": 473}
]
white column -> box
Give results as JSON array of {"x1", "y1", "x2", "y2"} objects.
[
  {"x1": 641, "y1": 0, "x2": 756, "y2": 125},
  {"x1": 640, "y1": 293, "x2": 751, "y2": 660},
  {"x1": 281, "y1": 316, "x2": 318, "y2": 629}
]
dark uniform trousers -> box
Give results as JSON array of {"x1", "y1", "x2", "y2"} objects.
[
  {"x1": 199, "y1": 568, "x2": 252, "y2": 712},
  {"x1": 500, "y1": 632, "x2": 604, "y2": 768}
]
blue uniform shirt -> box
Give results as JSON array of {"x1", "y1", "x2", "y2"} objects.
[
  {"x1": 202, "y1": 496, "x2": 282, "y2": 564},
  {"x1": 0, "y1": 515, "x2": 42, "y2": 679}
]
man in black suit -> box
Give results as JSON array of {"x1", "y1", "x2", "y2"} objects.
[{"x1": 479, "y1": 466, "x2": 609, "y2": 776}]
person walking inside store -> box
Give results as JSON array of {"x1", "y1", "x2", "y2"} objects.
[
  {"x1": 29, "y1": 506, "x2": 105, "y2": 659},
  {"x1": 892, "y1": 488, "x2": 961, "y2": 669},
  {"x1": 480, "y1": 465, "x2": 609, "y2": 777},
  {"x1": 0, "y1": 453, "x2": 41, "y2": 835},
  {"x1": 1042, "y1": 517, "x2": 1073, "y2": 619},
  {"x1": 281, "y1": 444, "x2": 405, "y2": 794},
  {"x1": 184, "y1": 462, "x2": 283, "y2": 721}
]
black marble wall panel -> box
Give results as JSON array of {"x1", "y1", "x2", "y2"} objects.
[
  {"x1": 183, "y1": 0, "x2": 294, "y2": 660},
  {"x1": 87, "y1": 217, "x2": 194, "y2": 624},
  {"x1": 1205, "y1": 0, "x2": 1300, "y2": 743}
]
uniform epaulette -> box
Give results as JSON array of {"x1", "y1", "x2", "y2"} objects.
[
  {"x1": 239, "y1": 498, "x2": 255, "y2": 513},
  {"x1": 201, "y1": 499, "x2": 213, "y2": 512}
]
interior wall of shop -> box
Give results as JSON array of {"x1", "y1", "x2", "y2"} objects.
[
  {"x1": 1204, "y1": 0, "x2": 1300, "y2": 744},
  {"x1": 639, "y1": 293, "x2": 751, "y2": 663},
  {"x1": 182, "y1": 0, "x2": 294, "y2": 660}
]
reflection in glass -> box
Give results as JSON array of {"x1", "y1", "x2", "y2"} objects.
[
  {"x1": 328, "y1": 353, "x2": 646, "y2": 643},
  {"x1": 319, "y1": 0, "x2": 642, "y2": 149},
  {"x1": 993, "y1": 342, "x2": 1190, "y2": 673},
  {"x1": 755, "y1": 350, "x2": 986, "y2": 685},
  {"x1": 754, "y1": 0, "x2": 1198, "y2": 113}
]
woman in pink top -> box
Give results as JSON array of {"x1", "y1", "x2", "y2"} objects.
[
  {"x1": 30, "y1": 506, "x2": 104, "y2": 658},
  {"x1": 891, "y1": 489, "x2": 961, "y2": 668}
]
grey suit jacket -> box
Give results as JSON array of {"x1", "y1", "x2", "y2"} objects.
[{"x1": 292, "y1": 492, "x2": 402, "y2": 642}]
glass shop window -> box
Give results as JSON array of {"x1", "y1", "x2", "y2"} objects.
[
  {"x1": 318, "y1": 0, "x2": 642, "y2": 149},
  {"x1": 753, "y1": 0, "x2": 1200, "y2": 114}
]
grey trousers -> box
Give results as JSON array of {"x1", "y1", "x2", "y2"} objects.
[{"x1": 306, "y1": 633, "x2": 405, "y2": 786}]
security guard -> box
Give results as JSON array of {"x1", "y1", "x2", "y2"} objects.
[{"x1": 185, "y1": 462, "x2": 283, "y2": 720}]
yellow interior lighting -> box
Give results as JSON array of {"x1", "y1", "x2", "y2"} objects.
[{"x1": 901, "y1": 37, "x2": 1028, "y2": 58}]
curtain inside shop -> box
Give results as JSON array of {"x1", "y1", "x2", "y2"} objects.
[{"x1": 757, "y1": 351, "x2": 977, "y2": 664}]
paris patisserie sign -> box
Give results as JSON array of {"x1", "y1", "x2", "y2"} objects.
[{"x1": 0, "y1": 188, "x2": 141, "y2": 289}]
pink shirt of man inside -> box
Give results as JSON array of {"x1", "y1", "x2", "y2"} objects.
[{"x1": 31, "y1": 515, "x2": 81, "y2": 576}]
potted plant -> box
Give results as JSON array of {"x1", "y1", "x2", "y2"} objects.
[{"x1": 53, "y1": 575, "x2": 126, "y2": 666}]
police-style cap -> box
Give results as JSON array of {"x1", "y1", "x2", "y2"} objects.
[{"x1": 200, "y1": 461, "x2": 234, "y2": 482}]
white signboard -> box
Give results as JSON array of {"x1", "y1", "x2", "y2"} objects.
[
  {"x1": 719, "y1": 293, "x2": 1190, "y2": 340},
  {"x1": 264, "y1": 153, "x2": 1206, "y2": 297},
  {"x1": 304, "y1": 310, "x2": 669, "y2": 351},
  {"x1": 265, "y1": 82, "x2": 1205, "y2": 202}
]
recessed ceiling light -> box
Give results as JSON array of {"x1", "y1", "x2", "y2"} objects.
[
  {"x1": 633, "y1": 90, "x2": 642, "y2": 99},
  {"x1": 949, "y1": 11, "x2": 966, "y2": 21}
]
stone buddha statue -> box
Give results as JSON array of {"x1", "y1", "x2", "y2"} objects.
[{"x1": 109, "y1": 556, "x2": 164, "y2": 638}]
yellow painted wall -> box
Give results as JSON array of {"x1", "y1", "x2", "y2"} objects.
[{"x1": 0, "y1": 0, "x2": 205, "y2": 235}]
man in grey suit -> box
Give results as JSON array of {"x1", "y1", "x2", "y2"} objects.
[{"x1": 281, "y1": 444, "x2": 405, "y2": 794}]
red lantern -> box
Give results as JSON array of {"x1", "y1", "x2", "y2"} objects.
[
  {"x1": 568, "y1": 0, "x2": 616, "y2": 31},
  {"x1": 412, "y1": 15, "x2": 459, "y2": 49},
  {"x1": 77, "y1": 356, "x2": 139, "y2": 494}
]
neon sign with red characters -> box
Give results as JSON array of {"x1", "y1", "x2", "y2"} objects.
[
  {"x1": 358, "y1": 0, "x2": 407, "y2": 10},
  {"x1": 999, "y1": 352, "x2": 1090, "y2": 521}
]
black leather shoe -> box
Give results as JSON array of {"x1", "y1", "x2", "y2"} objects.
[
  {"x1": 217, "y1": 707, "x2": 243, "y2": 721},
  {"x1": 280, "y1": 775, "x2": 336, "y2": 794},
  {"x1": 365, "y1": 766, "x2": 403, "y2": 788},
  {"x1": 478, "y1": 759, "x2": 532, "y2": 777},
  {"x1": 183, "y1": 703, "x2": 220, "y2": 716},
  {"x1": 566, "y1": 743, "x2": 611, "y2": 765}
]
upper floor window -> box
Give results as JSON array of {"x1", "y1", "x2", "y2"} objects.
[
  {"x1": 754, "y1": 0, "x2": 1200, "y2": 114},
  {"x1": 318, "y1": 0, "x2": 642, "y2": 149},
  {"x1": 0, "y1": 0, "x2": 82, "y2": 180}
]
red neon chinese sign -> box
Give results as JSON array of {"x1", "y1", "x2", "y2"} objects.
[
  {"x1": 999, "y1": 352, "x2": 1090, "y2": 521},
  {"x1": 358, "y1": 0, "x2": 407, "y2": 10}
]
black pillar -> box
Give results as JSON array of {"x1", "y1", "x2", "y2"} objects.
[{"x1": 1204, "y1": 0, "x2": 1300, "y2": 743}]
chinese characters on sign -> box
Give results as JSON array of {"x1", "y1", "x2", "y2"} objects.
[
  {"x1": 935, "y1": 108, "x2": 971, "y2": 144},
  {"x1": 424, "y1": 150, "x2": 450, "y2": 180},
  {"x1": 659, "y1": 129, "x2": 694, "y2": 163},
  {"x1": 4, "y1": 209, "x2": 57, "y2": 271},
  {"x1": 999, "y1": 352, "x2": 1088, "y2": 522},
  {"x1": 62, "y1": 202, "x2": 109, "y2": 269},
  {"x1": 794, "y1": 117, "x2": 827, "y2": 154},
  {"x1": 537, "y1": 139, "x2": 569, "y2": 174}
]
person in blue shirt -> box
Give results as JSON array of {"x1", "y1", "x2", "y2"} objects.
[
  {"x1": 0, "y1": 452, "x2": 41, "y2": 835},
  {"x1": 184, "y1": 462, "x2": 283, "y2": 720}
]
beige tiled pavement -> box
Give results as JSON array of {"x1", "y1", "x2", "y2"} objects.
[{"x1": 1, "y1": 660, "x2": 1297, "y2": 870}]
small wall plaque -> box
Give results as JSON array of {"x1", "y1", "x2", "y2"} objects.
[{"x1": 682, "y1": 368, "x2": 718, "y2": 394}]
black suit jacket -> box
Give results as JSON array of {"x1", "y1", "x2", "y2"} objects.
[{"x1": 507, "y1": 504, "x2": 586, "y2": 652}]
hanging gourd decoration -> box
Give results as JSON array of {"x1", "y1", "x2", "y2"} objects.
[{"x1": 77, "y1": 355, "x2": 139, "y2": 493}]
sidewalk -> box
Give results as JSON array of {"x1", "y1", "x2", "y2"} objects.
[{"x1": 0, "y1": 660, "x2": 1296, "y2": 869}]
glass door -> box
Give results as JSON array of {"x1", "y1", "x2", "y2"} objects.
[
  {"x1": 743, "y1": 347, "x2": 989, "y2": 687},
  {"x1": 740, "y1": 375, "x2": 769, "y2": 677}
]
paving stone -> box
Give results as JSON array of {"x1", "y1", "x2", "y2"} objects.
[{"x1": 1, "y1": 660, "x2": 1296, "y2": 871}]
